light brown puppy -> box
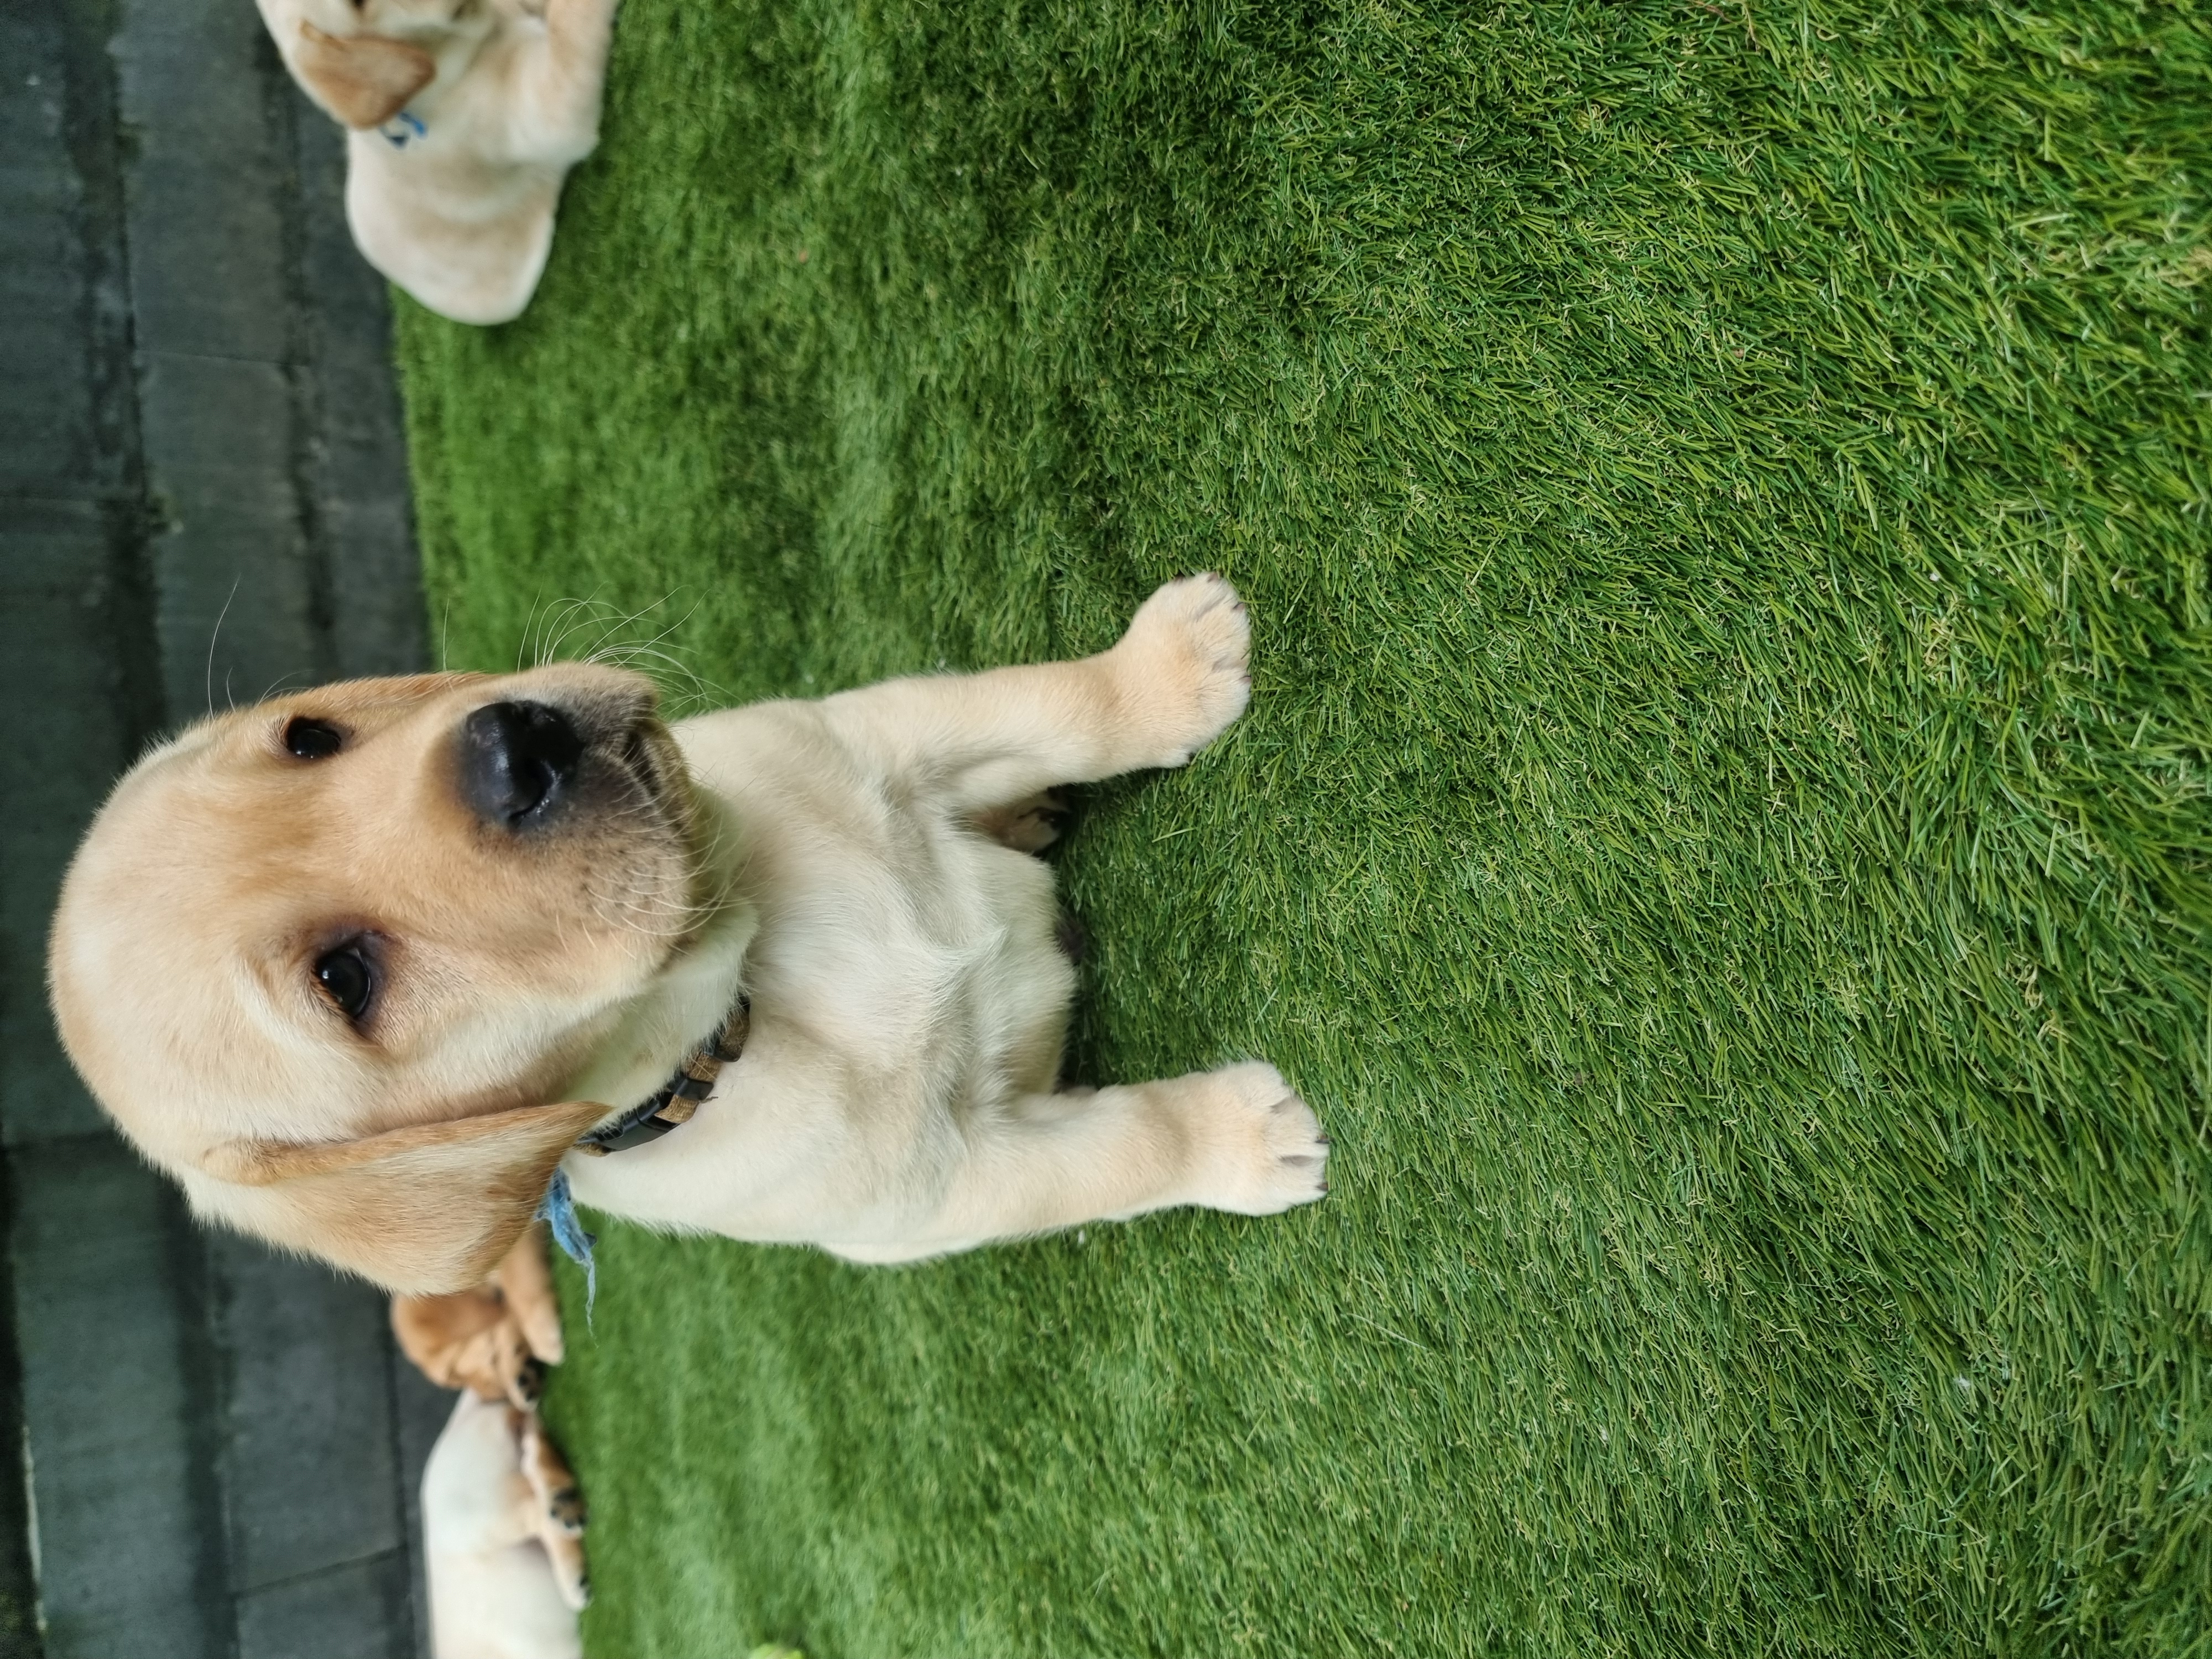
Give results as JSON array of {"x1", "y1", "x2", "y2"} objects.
[
  {"x1": 422, "y1": 1389, "x2": 588, "y2": 1657},
  {"x1": 50, "y1": 578, "x2": 1329, "y2": 1293},
  {"x1": 256, "y1": 0, "x2": 618, "y2": 324},
  {"x1": 394, "y1": 1224, "x2": 564, "y2": 1407}
]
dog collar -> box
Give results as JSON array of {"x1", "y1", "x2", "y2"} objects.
[
  {"x1": 379, "y1": 109, "x2": 427, "y2": 149},
  {"x1": 575, "y1": 995, "x2": 751, "y2": 1157},
  {"x1": 533, "y1": 995, "x2": 752, "y2": 1316}
]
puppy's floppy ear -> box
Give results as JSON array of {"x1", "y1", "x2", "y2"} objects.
[
  {"x1": 293, "y1": 22, "x2": 436, "y2": 129},
  {"x1": 204, "y1": 1099, "x2": 610, "y2": 1294}
]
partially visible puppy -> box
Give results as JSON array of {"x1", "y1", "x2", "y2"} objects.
[
  {"x1": 406, "y1": 1225, "x2": 588, "y2": 1658},
  {"x1": 395, "y1": 1223, "x2": 564, "y2": 1408},
  {"x1": 255, "y1": 0, "x2": 619, "y2": 324},
  {"x1": 424, "y1": 1390, "x2": 588, "y2": 1659}
]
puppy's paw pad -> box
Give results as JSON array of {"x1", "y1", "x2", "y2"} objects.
[
  {"x1": 973, "y1": 789, "x2": 1073, "y2": 854},
  {"x1": 547, "y1": 1485, "x2": 587, "y2": 1535},
  {"x1": 1116, "y1": 574, "x2": 1253, "y2": 766},
  {"x1": 1193, "y1": 1061, "x2": 1329, "y2": 1215},
  {"x1": 510, "y1": 1356, "x2": 547, "y2": 1407}
]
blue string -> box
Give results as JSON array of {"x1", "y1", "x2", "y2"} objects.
[{"x1": 535, "y1": 1167, "x2": 597, "y2": 1322}]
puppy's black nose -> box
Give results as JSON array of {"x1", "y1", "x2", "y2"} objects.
[{"x1": 459, "y1": 701, "x2": 584, "y2": 827}]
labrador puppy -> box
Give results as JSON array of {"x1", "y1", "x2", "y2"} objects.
[
  {"x1": 424, "y1": 1389, "x2": 587, "y2": 1658},
  {"x1": 256, "y1": 0, "x2": 618, "y2": 324},
  {"x1": 49, "y1": 577, "x2": 1328, "y2": 1293}
]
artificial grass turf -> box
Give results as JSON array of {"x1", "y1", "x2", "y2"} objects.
[{"x1": 392, "y1": 0, "x2": 2212, "y2": 1652}]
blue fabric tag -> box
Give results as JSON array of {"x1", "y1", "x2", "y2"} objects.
[
  {"x1": 379, "y1": 109, "x2": 427, "y2": 149},
  {"x1": 535, "y1": 1167, "x2": 598, "y2": 1322}
]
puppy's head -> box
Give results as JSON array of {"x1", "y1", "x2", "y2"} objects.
[
  {"x1": 258, "y1": 0, "x2": 472, "y2": 130},
  {"x1": 50, "y1": 667, "x2": 703, "y2": 1292}
]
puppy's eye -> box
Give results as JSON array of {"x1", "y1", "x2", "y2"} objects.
[
  {"x1": 285, "y1": 717, "x2": 345, "y2": 760},
  {"x1": 314, "y1": 943, "x2": 376, "y2": 1021}
]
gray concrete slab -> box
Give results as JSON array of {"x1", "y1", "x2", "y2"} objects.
[
  {"x1": 236, "y1": 1553, "x2": 413, "y2": 1659},
  {"x1": 111, "y1": 0, "x2": 292, "y2": 364},
  {"x1": 208, "y1": 1236, "x2": 404, "y2": 1594},
  {"x1": 138, "y1": 349, "x2": 323, "y2": 713},
  {"x1": 0, "y1": 499, "x2": 130, "y2": 1152},
  {"x1": 3, "y1": 0, "x2": 148, "y2": 517},
  {"x1": 3, "y1": 1, "x2": 435, "y2": 1654},
  {"x1": 9, "y1": 1135, "x2": 230, "y2": 1659},
  {"x1": 0, "y1": 210, "x2": 93, "y2": 496},
  {"x1": 293, "y1": 109, "x2": 429, "y2": 680},
  {"x1": 0, "y1": 11, "x2": 93, "y2": 498}
]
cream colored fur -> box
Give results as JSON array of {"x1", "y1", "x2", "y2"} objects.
[
  {"x1": 49, "y1": 577, "x2": 1329, "y2": 1292},
  {"x1": 256, "y1": 0, "x2": 618, "y2": 325},
  {"x1": 423, "y1": 1391, "x2": 587, "y2": 1659}
]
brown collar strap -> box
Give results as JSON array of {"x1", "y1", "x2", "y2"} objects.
[{"x1": 575, "y1": 995, "x2": 750, "y2": 1157}]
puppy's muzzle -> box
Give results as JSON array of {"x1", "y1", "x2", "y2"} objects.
[{"x1": 460, "y1": 700, "x2": 585, "y2": 829}]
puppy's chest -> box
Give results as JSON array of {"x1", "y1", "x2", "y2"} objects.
[{"x1": 748, "y1": 804, "x2": 1070, "y2": 1074}]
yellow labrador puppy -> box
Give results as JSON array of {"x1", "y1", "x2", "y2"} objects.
[
  {"x1": 257, "y1": 0, "x2": 619, "y2": 324},
  {"x1": 423, "y1": 1389, "x2": 588, "y2": 1658},
  {"x1": 49, "y1": 577, "x2": 1328, "y2": 1293}
]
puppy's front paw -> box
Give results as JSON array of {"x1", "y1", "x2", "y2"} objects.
[
  {"x1": 546, "y1": 1482, "x2": 587, "y2": 1537},
  {"x1": 509, "y1": 1355, "x2": 547, "y2": 1410},
  {"x1": 518, "y1": 1416, "x2": 593, "y2": 1606},
  {"x1": 519, "y1": 1415, "x2": 587, "y2": 1527},
  {"x1": 1188, "y1": 1061, "x2": 1329, "y2": 1215},
  {"x1": 1112, "y1": 574, "x2": 1252, "y2": 768},
  {"x1": 545, "y1": 1532, "x2": 591, "y2": 1613}
]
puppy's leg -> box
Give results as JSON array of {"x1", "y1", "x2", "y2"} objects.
[
  {"x1": 460, "y1": 1318, "x2": 545, "y2": 1410},
  {"x1": 821, "y1": 575, "x2": 1252, "y2": 816},
  {"x1": 495, "y1": 1222, "x2": 564, "y2": 1367},
  {"x1": 833, "y1": 1063, "x2": 1328, "y2": 1261},
  {"x1": 508, "y1": 0, "x2": 620, "y2": 156},
  {"x1": 392, "y1": 1287, "x2": 509, "y2": 1396},
  {"x1": 392, "y1": 1266, "x2": 550, "y2": 1408},
  {"x1": 518, "y1": 1413, "x2": 590, "y2": 1611}
]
